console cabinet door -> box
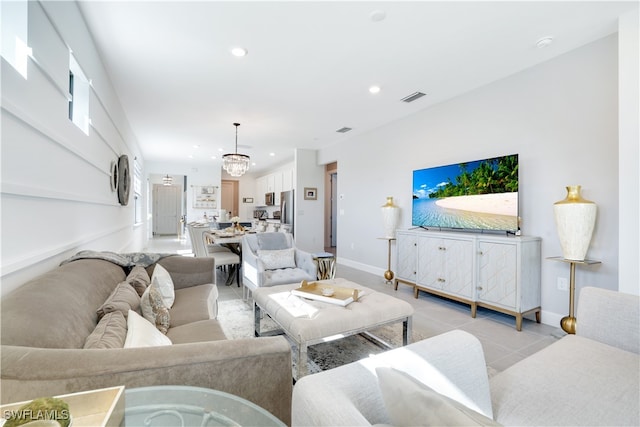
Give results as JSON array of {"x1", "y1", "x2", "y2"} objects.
[
  {"x1": 417, "y1": 236, "x2": 442, "y2": 289},
  {"x1": 477, "y1": 241, "x2": 517, "y2": 309},
  {"x1": 417, "y1": 236, "x2": 473, "y2": 298},
  {"x1": 396, "y1": 232, "x2": 417, "y2": 283},
  {"x1": 442, "y1": 238, "x2": 474, "y2": 298}
]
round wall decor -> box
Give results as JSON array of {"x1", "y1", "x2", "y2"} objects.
[
  {"x1": 117, "y1": 154, "x2": 131, "y2": 206},
  {"x1": 110, "y1": 160, "x2": 119, "y2": 192}
]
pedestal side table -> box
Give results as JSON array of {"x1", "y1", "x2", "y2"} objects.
[
  {"x1": 378, "y1": 237, "x2": 396, "y2": 284},
  {"x1": 548, "y1": 256, "x2": 601, "y2": 334}
]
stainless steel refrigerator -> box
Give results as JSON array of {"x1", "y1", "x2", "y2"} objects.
[{"x1": 280, "y1": 190, "x2": 294, "y2": 235}]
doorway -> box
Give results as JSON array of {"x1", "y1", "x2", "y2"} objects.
[
  {"x1": 324, "y1": 162, "x2": 338, "y2": 252},
  {"x1": 153, "y1": 184, "x2": 181, "y2": 235},
  {"x1": 221, "y1": 179, "x2": 239, "y2": 219}
]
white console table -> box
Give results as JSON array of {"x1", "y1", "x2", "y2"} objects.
[{"x1": 395, "y1": 229, "x2": 541, "y2": 331}]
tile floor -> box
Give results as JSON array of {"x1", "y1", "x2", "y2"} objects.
[{"x1": 145, "y1": 236, "x2": 561, "y2": 373}]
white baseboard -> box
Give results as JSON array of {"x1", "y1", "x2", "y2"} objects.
[
  {"x1": 540, "y1": 310, "x2": 563, "y2": 328},
  {"x1": 335, "y1": 256, "x2": 384, "y2": 278}
]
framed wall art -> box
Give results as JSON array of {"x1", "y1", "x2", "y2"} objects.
[
  {"x1": 304, "y1": 187, "x2": 317, "y2": 200},
  {"x1": 193, "y1": 185, "x2": 217, "y2": 209}
]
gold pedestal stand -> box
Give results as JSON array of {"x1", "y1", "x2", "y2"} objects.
[
  {"x1": 379, "y1": 237, "x2": 396, "y2": 284},
  {"x1": 548, "y1": 257, "x2": 601, "y2": 334}
]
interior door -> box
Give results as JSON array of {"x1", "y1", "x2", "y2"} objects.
[
  {"x1": 331, "y1": 172, "x2": 338, "y2": 247},
  {"x1": 153, "y1": 184, "x2": 180, "y2": 235},
  {"x1": 221, "y1": 180, "x2": 238, "y2": 218}
]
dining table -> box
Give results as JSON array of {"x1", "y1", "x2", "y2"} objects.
[{"x1": 205, "y1": 231, "x2": 249, "y2": 286}]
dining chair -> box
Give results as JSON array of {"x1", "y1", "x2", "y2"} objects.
[{"x1": 187, "y1": 224, "x2": 241, "y2": 286}]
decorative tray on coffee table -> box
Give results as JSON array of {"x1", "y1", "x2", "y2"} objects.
[{"x1": 291, "y1": 280, "x2": 360, "y2": 306}]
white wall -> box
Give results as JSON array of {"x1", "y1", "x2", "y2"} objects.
[
  {"x1": 1, "y1": 2, "x2": 145, "y2": 296},
  {"x1": 294, "y1": 149, "x2": 325, "y2": 253},
  {"x1": 618, "y1": 9, "x2": 640, "y2": 296},
  {"x1": 319, "y1": 35, "x2": 621, "y2": 325}
]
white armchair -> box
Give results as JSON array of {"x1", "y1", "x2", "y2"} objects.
[{"x1": 242, "y1": 232, "x2": 316, "y2": 299}]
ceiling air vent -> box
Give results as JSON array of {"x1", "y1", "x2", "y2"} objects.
[
  {"x1": 336, "y1": 127, "x2": 352, "y2": 133},
  {"x1": 401, "y1": 91, "x2": 426, "y2": 103}
]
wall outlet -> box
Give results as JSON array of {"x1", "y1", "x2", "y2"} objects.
[{"x1": 557, "y1": 277, "x2": 569, "y2": 291}]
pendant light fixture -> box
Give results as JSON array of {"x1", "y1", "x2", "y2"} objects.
[
  {"x1": 222, "y1": 123, "x2": 250, "y2": 177},
  {"x1": 162, "y1": 174, "x2": 173, "y2": 186}
]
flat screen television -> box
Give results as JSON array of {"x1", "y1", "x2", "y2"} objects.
[{"x1": 412, "y1": 154, "x2": 519, "y2": 233}]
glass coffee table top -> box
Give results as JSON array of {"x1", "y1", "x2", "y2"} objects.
[{"x1": 123, "y1": 386, "x2": 285, "y2": 427}]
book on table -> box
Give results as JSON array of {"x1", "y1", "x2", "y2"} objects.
[{"x1": 291, "y1": 280, "x2": 361, "y2": 307}]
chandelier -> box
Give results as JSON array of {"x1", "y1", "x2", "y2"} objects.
[
  {"x1": 162, "y1": 174, "x2": 173, "y2": 185},
  {"x1": 222, "y1": 123, "x2": 250, "y2": 177}
]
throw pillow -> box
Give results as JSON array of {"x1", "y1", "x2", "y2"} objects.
[
  {"x1": 83, "y1": 311, "x2": 127, "y2": 349},
  {"x1": 124, "y1": 310, "x2": 172, "y2": 348},
  {"x1": 257, "y1": 248, "x2": 296, "y2": 270},
  {"x1": 140, "y1": 285, "x2": 171, "y2": 334},
  {"x1": 376, "y1": 367, "x2": 502, "y2": 427},
  {"x1": 126, "y1": 265, "x2": 151, "y2": 296},
  {"x1": 97, "y1": 281, "x2": 141, "y2": 319},
  {"x1": 150, "y1": 263, "x2": 175, "y2": 308}
]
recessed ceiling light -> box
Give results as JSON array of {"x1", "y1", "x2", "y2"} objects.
[
  {"x1": 211, "y1": 156, "x2": 217, "y2": 160},
  {"x1": 536, "y1": 37, "x2": 554, "y2": 49},
  {"x1": 231, "y1": 47, "x2": 248, "y2": 57},
  {"x1": 370, "y1": 10, "x2": 386, "y2": 22},
  {"x1": 369, "y1": 85, "x2": 381, "y2": 94},
  {"x1": 269, "y1": 153, "x2": 275, "y2": 157},
  {"x1": 193, "y1": 145, "x2": 200, "y2": 149}
]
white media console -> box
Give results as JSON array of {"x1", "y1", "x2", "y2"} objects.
[{"x1": 395, "y1": 229, "x2": 541, "y2": 331}]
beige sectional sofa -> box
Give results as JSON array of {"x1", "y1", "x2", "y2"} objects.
[
  {"x1": 1, "y1": 255, "x2": 293, "y2": 424},
  {"x1": 292, "y1": 286, "x2": 639, "y2": 426}
]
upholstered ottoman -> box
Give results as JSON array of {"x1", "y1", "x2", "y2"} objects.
[{"x1": 253, "y1": 278, "x2": 414, "y2": 379}]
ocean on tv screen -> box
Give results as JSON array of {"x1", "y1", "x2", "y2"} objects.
[{"x1": 412, "y1": 154, "x2": 519, "y2": 231}]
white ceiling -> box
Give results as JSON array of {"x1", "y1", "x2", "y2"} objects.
[{"x1": 77, "y1": 1, "x2": 636, "y2": 175}]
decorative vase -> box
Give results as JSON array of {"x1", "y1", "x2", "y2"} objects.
[
  {"x1": 553, "y1": 185, "x2": 597, "y2": 261},
  {"x1": 381, "y1": 197, "x2": 400, "y2": 239}
]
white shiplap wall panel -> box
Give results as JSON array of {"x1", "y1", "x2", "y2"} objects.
[
  {"x1": 28, "y1": 1, "x2": 69, "y2": 94},
  {"x1": 1, "y1": 1, "x2": 145, "y2": 296}
]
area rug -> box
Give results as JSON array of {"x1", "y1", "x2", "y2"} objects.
[{"x1": 217, "y1": 299, "x2": 427, "y2": 375}]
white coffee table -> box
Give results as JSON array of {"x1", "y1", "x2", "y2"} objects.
[{"x1": 253, "y1": 278, "x2": 414, "y2": 380}]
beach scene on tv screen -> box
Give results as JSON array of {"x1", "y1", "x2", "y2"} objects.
[{"x1": 412, "y1": 155, "x2": 518, "y2": 231}]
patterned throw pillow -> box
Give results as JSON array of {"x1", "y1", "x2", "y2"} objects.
[
  {"x1": 148, "y1": 286, "x2": 170, "y2": 334},
  {"x1": 140, "y1": 285, "x2": 170, "y2": 334},
  {"x1": 126, "y1": 265, "x2": 151, "y2": 296},
  {"x1": 257, "y1": 248, "x2": 296, "y2": 270}
]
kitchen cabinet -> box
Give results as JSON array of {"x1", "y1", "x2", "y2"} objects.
[
  {"x1": 282, "y1": 169, "x2": 293, "y2": 192},
  {"x1": 255, "y1": 176, "x2": 267, "y2": 206},
  {"x1": 395, "y1": 229, "x2": 541, "y2": 331},
  {"x1": 256, "y1": 169, "x2": 294, "y2": 206},
  {"x1": 273, "y1": 172, "x2": 283, "y2": 205}
]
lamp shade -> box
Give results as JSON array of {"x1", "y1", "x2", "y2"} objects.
[
  {"x1": 553, "y1": 185, "x2": 597, "y2": 261},
  {"x1": 381, "y1": 197, "x2": 400, "y2": 238}
]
